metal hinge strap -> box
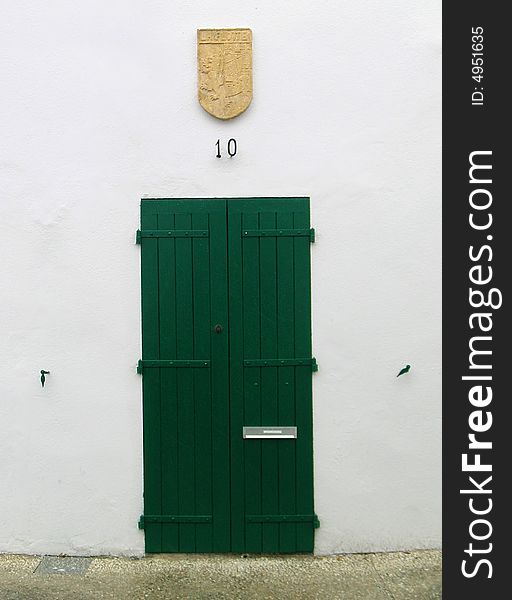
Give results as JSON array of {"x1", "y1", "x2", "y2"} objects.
[
  {"x1": 138, "y1": 515, "x2": 212, "y2": 529},
  {"x1": 136, "y1": 229, "x2": 209, "y2": 243},
  {"x1": 247, "y1": 514, "x2": 320, "y2": 528},
  {"x1": 242, "y1": 228, "x2": 315, "y2": 242},
  {"x1": 137, "y1": 359, "x2": 210, "y2": 373},
  {"x1": 244, "y1": 358, "x2": 318, "y2": 371}
]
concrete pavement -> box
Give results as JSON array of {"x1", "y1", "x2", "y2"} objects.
[{"x1": 0, "y1": 549, "x2": 441, "y2": 599}]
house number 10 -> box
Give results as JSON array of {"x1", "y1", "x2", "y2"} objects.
[{"x1": 216, "y1": 138, "x2": 237, "y2": 158}]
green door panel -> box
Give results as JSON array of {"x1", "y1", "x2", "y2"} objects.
[{"x1": 140, "y1": 197, "x2": 315, "y2": 553}]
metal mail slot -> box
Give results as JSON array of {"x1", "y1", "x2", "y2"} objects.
[{"x1": 243, "y1": 426, "x2": 297, "y2": 439}]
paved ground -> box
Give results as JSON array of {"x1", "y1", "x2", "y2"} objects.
[{"x1": 0, "y1": 550, "x2": 441, "y2": 600}]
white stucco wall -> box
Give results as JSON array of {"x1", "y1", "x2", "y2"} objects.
[{"x1": 0, "y1": 1, "x2": 441, "y2": 555}]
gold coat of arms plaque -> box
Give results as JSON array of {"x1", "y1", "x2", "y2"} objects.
[{"x1": 197, "y1": 28, "x2": 252, "y2": 120}]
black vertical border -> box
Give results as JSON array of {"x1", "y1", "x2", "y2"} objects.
[{"x1": 443, "y1": 4, "x2": 508, "y2": 596}]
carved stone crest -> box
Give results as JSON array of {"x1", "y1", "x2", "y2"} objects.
[{"x1": 197, "y1": 28, "x2": 252, "y2": 120}]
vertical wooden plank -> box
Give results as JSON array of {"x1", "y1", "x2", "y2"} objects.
[
  {"x1": 175, "y1": 212, "x2": 196, "y2": 552},
  {"x1": 242, "y1": 210, "x2": 262, "y2": 553},
  {"x1": 140, "y1": 206, "x2": 162, "y2": 552},
  {"x1": 157, "y1": 212, "x2": 179, "y2": 552},
  {"x1": 193, "y1": 212, "x2": 213, "y2": 552},
  {"x1": 259, "y1": 211, "x2": 280, "y2": 553},
  {"x1": 228, "y1": 208, "x2": 245, "y2": 552},
  {"x1": 210, "y1": 206, "x2": 231, "y2": 551},
  {"x1": 276, "y1": 211, "x2": 297, "y2": 553},
  {"x1": 293, "y1": 203, "x2": 315, "y2": 552}
]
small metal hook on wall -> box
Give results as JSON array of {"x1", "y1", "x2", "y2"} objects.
[{"x1": 40, "y1": 370, "x2": 50, "y2": 388}]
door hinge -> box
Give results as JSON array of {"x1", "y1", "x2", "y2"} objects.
[
  {"x1": 136, "y1": 229, "x2": 209, "y2": 244},
  {"x1": 246, "y1": 514, "x2": 320, "y2": 528},
  {"x1": 138, "y1": 514, "x2": 212, "y2": 529},
  {"x1": 243, "y1": 357, "x2": 318, "y2": 371},
  {"x1": 137, "y1": 359, "x2": 210, "y2": 374},
  {"x1": 241, "y1": 228, "x2": 315, "y2": 242}
]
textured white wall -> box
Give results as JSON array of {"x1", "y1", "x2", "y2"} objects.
[{"x1": 0, "y1": 1, "x2": 441, "y2": 555}]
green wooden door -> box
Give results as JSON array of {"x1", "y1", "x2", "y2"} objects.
[{"x1": 139, "y1": 197, "x2": 317, "y2": 553}]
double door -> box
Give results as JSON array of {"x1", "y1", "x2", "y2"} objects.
[{"x1": 138, "y1": 197, "x2": 317, "y2": 553}]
